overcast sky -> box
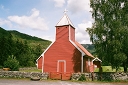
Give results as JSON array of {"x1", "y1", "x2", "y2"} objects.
[{"x1": 0, "y1": 0, "x2": 93, "y2": 44}]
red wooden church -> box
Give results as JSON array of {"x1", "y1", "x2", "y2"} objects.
[{"x1": 36, "y1": 12, "x2": 101, "y2": 73}]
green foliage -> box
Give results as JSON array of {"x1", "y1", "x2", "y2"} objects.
[
  {"x1": 94, "y1": 66, "x2": 124, "y2": 72},
  {"x1": 113, "y1": 53, "x2": 127, "y2": 71},
  {"x1": 0, "y1": 27, "x2": 51, "y2": 67},
  {"x1": 78, "y1": 74, "x2": 86, "y2": 81},
  {"x1": 9, "y1": 30, "x2": 48, "y2": 41},
  {"x1": 81, "y1": 44, "x2": 95, "y2": 54},
  {"x1": 4, "y1": 55, "x2": 19, "y2": 71},
  {"x1": 0, "y1": 36, "x2": 13, "y2": 66},
  {"x1": 87, "y1": 0, "x2": 128, "y2": 71}
]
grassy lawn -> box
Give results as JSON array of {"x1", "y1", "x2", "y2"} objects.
[
  {"x1": 19, "y1": 67, "x2": 42, "y2": 72},
  {"x1": 94, "y1": 66, "x2": 124, "y2": 72}
]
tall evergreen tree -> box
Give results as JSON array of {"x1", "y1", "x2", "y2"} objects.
[{"x1": 87, "y1": 0, "x2": 128, "y2": 71}]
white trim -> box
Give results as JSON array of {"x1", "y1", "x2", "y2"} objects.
[
  {"x1": 69, "y1": 25, "x2": 85, "y2": 73},
  {"x1": 92, "y1": 57, "x2": 102, "y2": 62},
  {"x1": 42, "y1": 55, "x2": 44, "y2": 73},
  {"x1": 88, "y1": 58, "x2": 90, "y2": 66},
  {"x1": 55, "y1": 26, "x2": 57, "y2": 41},
  {"x1": 36, "y1": 62, "x2": 38, "y2": 69},
  {"x1": 56, "y1": 14, "x2": 74, "y2": 27},
  {"x1": 69, "y1": 40, "x2": 84, "y2": 73},
  {"x1": 36, "y1": 41, "x2": 55, "y2": 73},
  {"x1": 69, "y1": 25, "x2": 83, "y2": 53},
  {"x1": 81, "y1": 53, "x2": 84, "y2": 73},
  {"x1": 69, "y1": 40, "x2": 83, "y2": 53},
  {"x1": 91, "y1": 60, "x2": 93, "y2": 65},
  {"x1": 36, "y1": 41, "x2": 55, "y2": 62},
  {"x1": 36, "y1": 26, "x2": 56, "y2": 62},
  {"x1": 69, "y1": 25, "x2": 71, "y2": 40},
  {"x1": 57, "y1": 60, "x2": 66, "y2": 72}
]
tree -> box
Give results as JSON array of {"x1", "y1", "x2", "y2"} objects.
[
  {"x1": 34, "y1": 44, "x2": 42, "y2": 61},
  {"x1": 4, "y1": 55, "x2": 19, "y2": 71},
  {"x1": 14, "y1": 40, "x2": 35, "y2": 67},
  {"x1": 0, "y1": 36, "x2": 14, "y2": 66},
  {"x1": 87, "y1": 0, "x2": 128, "y2": 71}
]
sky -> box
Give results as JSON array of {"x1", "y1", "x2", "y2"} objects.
[{"x1": 0, "y1": 0, "x2": 93, "y2": 44}]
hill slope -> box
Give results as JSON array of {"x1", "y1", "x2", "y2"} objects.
[
  {"x1": 0, "y1": 27, "x2": 51, "y2": 52},
  {"x1": 0, "y1": 27, "x2": 52, "y2": 67},
  {"x1": 8, "y1": 30, "x2": 51, "y2": 51},
  {"x1": 81, "y1": 44, "x2": 95, "y2": 54}
]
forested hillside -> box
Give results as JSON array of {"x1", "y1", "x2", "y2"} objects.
[
  {"x1": 81, "y1": 44, "x2": 95, "y2": 55},
  {"x1": 0, "y1": 27, "x2": 51, "y2": 68}
]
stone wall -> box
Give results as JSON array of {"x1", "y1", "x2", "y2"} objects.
[
  {"x1": 71, "y1": 72, "x2": 128, "y2": 81},
  {"x1": 0, "y1": 71, "x2": 48, "y2": 79},
  {"x1": 0, "y1": 71, "x2": 128, "y2": 81}
]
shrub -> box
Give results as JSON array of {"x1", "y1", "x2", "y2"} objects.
[
  {"x1": 4, "y1": 55, "x2": 19, "y2": 71},
  {"x1": 78, "y1": 74, "x2": 86, "y2": 81},
  {"x1": 0, "y1": 65, "x2": 3, "y2": 69}
]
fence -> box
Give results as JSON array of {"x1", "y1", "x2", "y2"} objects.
[
  {"x1": 71, "y1": 72, "x2": 128, "y2": 81},
  {"x1": 0, "y1": 71, "x2": 128, "y2": 81}
]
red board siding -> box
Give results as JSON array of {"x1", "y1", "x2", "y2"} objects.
[
  {"x1": 43, "y1": 40, "x2": 81, "y2": 73},
  {"x1": 37, "y1": 25, "x2": 87, "y2": 73},
  {"x1": 83, "y1": 57, "x2": 88, "y2": 72},
  {"x1": 56, "y1": 26, "x2": 69, "y2": 41},
  {"x1": 56, "y1": 25, "x2": 75, "y2": 42},
  {"x1": 61, "y1": 72, "x2": 72, "y2": 80},
  {"x1": 37, "y1": 56, "x2": 42, "y2": 69},
  {"x1": 49, "y1": 72, "x2": 61, "y2": 80},
  {"x1": 83, "y1": 57, "x2": 93, "y2": 72},
  {"x1": 90, "y1": 61, "x2": 94, "y2": 72},
  {"x1": 70, "y1": 26, "x2": 75, "y2": 42}
]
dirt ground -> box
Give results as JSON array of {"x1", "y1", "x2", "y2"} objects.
[{"x1": 0, "y1": 79, "x2": 128, "y2": 85}]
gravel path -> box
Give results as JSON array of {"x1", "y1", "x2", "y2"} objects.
[{"x1": 0, "y1": 79, "x2": 128, "y2": 85}]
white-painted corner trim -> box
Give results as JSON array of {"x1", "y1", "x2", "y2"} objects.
[
  {"x1": 42, "y1": 41, "x2": 55, "y2": 73},
  {"x1": 57, "y1": 60, "x2": 66, "y2": 72},
  {"x1": 88, "y1": 58, "x2": 90, "y2": 66},
  {"x1": 36, "y1": 41, "x2": 55, "y2": 73},
  {"x1": 42, "y1": 55, "x2": 44, "y2": 73},
  {"x1": 69, "y1": 40, "x2": 83, "y2": 53},
  {"x1": 36, "y1": 41, "x2": 55, "y2": 62},
  {"x1": 69, "y1": 25, "x2": 85, "y2": 73},
  {"x1": 81, "y1": 53, "x2": 84, "y2": 73}
]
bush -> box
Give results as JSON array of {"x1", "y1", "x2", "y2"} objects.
[
  {"x1": 4, "y1": 55, "x2": 19, "y2": 71},
  {"x1": 78, "y1": 74, "x2": 86, "y2": 81},
  {"x1": 0, "y1": 65, "x2": 3, "y2": 69}
]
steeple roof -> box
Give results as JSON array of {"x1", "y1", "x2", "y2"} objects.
[{"x1": 56, "y1": 13, "x2": 74, "y2": 27}]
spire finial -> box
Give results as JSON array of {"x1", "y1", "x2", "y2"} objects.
[{"x1": 64, "y1": 9, "x2": 68, "y2": 14}]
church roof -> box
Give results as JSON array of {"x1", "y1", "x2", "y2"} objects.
[
  {"x1": 56, "y1": 13, "x2": 74, "y2": 27},
  {"x1": 75, "y1": 41, "x2": 95, "y2": 58}
]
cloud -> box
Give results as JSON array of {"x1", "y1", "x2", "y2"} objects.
[
  {"x1": 75, "y1": 21, "x2": 92, "y2": 44},
  {"x1": 42, "y1": 35, "x2": 55, "y2": 41},
  {"x1": 0, "y1": 18, "x2": 12, "y2": 27},
  {"x1": 67, "y1": 0, "x2": 91, "y2": 13},
  {"x1": 8, "y1": 8, "x2": 48, "y2": 30},
  {"x1": 53, "y1": 0, "x2": 65, "y2": 7}
]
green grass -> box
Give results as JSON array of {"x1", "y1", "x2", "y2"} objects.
[
  {"x1": 19, "y1": 68, "x2": 42, "y2": 72},
  {"x1": 94, "y1": 66, "x2": 124, "y2": 72}
]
